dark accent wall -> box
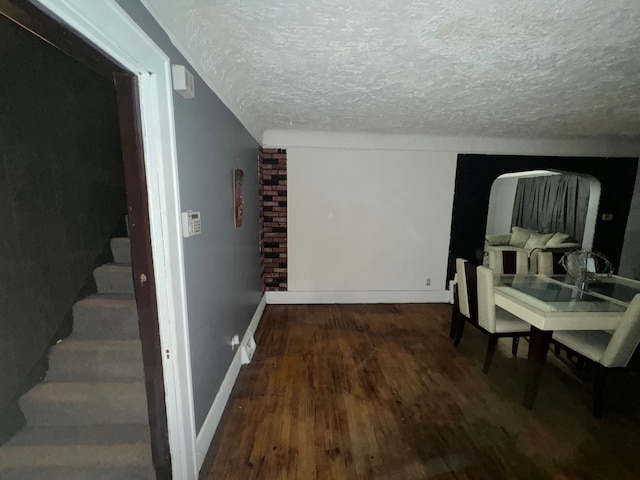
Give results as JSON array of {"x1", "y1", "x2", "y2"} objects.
[
  {"x1": 448, "y1": 154, "x2": 638, "y2": 280},
  {"x1": 0, "y1": 16, "x2": 126, "y2": 419}
]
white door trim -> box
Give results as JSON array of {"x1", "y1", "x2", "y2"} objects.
[{"x1": 33, "y1": 1, "x2": 196, "y2": 478}]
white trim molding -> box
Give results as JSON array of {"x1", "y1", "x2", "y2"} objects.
[
  {"x1": 195, "y1": 295, "x2": 267, "y2": 468},
  {"x1": 263, "y1": 129, "x2": 640, "y2": 157},
  {"x1": 266, "y1": 290, "x2": 449, "y2": 304},
  {"x1": 33, "y1": 1, "x2": 196, "y2": 478}
]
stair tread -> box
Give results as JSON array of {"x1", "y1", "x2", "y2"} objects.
[
  {"x1": 110, "y1": 237, "x2": 131, "y2": 264},
  {"x1": 0, "y1": 466, "x2": 155, "y2": 480},
  {"x1": 72, "y1": 294, "x2": 139, "y2": 341},
  {"x1": 94, "y1": 263, "x2": 132, "y2": 272},
  {"x1": 46, "y1": 338, "x2": 144, "y2": 382},
  {"x1": 0, "y1": 443, "x2": 151, "y2": 468},
  {"x1": 81, "y1": 292, "x2": 135, "y2": 300},
  {"x1": 23, "y1": 382, "x2": 146, "y2": 401},
  {"x1": 51, "y1": 338, "x2": 142, "y2": 352},
  {"x1": 20, "y1": 382, "x2": 148, "y2": 427},
  {"x1": 75, "y1": 293, "x2": 136, "y2": 309},
  {"x1": 93, "y1": 264, "x2": 134, "y2": 294},
  {"x1": 6, "y1": 425, "x2": 151, "y2": 446}
]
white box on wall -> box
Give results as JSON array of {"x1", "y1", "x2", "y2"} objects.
[{"x1": 172, "y1": 64, "x2": 195, "y2": 99}]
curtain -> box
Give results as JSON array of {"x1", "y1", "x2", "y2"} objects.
[{"x1": 511, "y1": 174, "x2": 590, "y2": 242}]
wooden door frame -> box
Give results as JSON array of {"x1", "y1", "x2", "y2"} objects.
[
  {"x1": 2, "y1": 0, "x2": 197, "y2": 477},
  {"x1": 114, "y1": 72, "x2": 171, "y2": 479}
]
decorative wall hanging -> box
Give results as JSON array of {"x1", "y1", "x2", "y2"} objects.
[{"x1": 233, "y1": 168, "x2": 244, "y2": 228}]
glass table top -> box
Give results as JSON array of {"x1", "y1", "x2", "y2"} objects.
[
  {"x1": 495, "y1": 275, "x2": 628, "y2": 313},
  {"x1": 570, "y1": 275, "x2": 640, "y2": 304},
  {"x1": 542, "y1": 274, "x2": 640, "y2": 305}
]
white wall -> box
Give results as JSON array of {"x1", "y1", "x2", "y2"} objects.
[
  {"x1": 266, "y1": 131, "x2": 640, "y2": 303},
  {"x1": 485, "y1": 176, "x2": 519, "y2": 235},
  {"x1": 288, "y1": 148, "x2": 456, "y2": 295}
]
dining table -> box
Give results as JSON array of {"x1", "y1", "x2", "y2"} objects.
[{"x1": 493, "y1": 273, "x2": 640, "y2": 409}]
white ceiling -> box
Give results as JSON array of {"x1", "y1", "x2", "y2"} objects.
[{"x1": 142, "y1": 0, "x2": 640, "y2": 143}]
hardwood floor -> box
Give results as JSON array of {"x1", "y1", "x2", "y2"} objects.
[{"x1": 200, "y1": 304, "x2": 640, "y2": 479}]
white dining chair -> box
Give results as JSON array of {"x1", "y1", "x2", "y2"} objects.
[
  {"x1": 487, "y1": 249, "x2": 529, "y2": 275},
  {"x1": 474, "y1": 265, "x2": 531, "y2": 373},
  {"x1": 450, "y1": 258, "x2": 472, "y2": 341},
  {"x1": 452, "y1": 257, "x2": 482, "y2": 337},
  {"x1": 537, "y1": 251, "x2": 554, "y2": 276},
  {"x1": 457, "y1": 258, "x2": 470, "y2": 319},
  {"x1": 551, "y1": 294, "x2": 640, "y2": 417},
  {"x1": 536, "y1": 250, "x2": 568, "y2": 276}
]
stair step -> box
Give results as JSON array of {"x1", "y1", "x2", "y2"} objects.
[
  {"x1": 94, "y1": 264, "x2": 134, "y2": 294},
  {"x1": 0, "y1": 466, "x2": 155, "y2": 480},
  {"x1": 46, "y1": 339, "x2": 144, "y2": 382},
  {"x1": 0, "y1": 444, "x2": 154, "y2": 480},
  {"x1": 111, "y1": 237, "x2": 132, "y2": 265},
  {"x1": 5, "y1": 425, "x2": 151, "y2": 447},
  {"x1": 72, "y1": 294, "x2": 139, "y2": 340},
  {"x1": 20, "y1": 382, "x2": 148, "y2": 427}
]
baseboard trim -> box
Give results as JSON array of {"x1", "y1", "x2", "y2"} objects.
[
  {"x1": 265, "y1": 290, "x2": 449, "y2": 304},
  {"x1": 195, "y1": 294, "x2": 266, "y2": 469}
]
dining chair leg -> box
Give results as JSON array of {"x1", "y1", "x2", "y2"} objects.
[
  {"x1": 450, "y1": 288, "x2": 460, "y2": 339},
  {"x1": 453, "y1": 320, "x2": 465, "y2": 348},
  {"x1": 523, "y1": 328, "x2": 553, "y2": 409},
  {"x1": 449, "y1": 309, "x2": 460, "y2": 339},
  {"x1": 593, "y1": 366, "x2": 608, "y2": 419},
  {"x1": 483, "y1": 337, "x2": 498, "y2": 374},
  {"x1": 511, "y1": 337, "x2": 519, "y2": 356}
]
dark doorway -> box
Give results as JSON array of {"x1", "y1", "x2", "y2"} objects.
[
  {"x1": 0, "y1": 0, "x2": 170, "y2": 477},
  {"x1": 447, "y1": 154, "x2": 638, "y2": 282}
]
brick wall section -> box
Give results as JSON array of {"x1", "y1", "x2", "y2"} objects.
[{"x1": 259, "y1": 147, "x2": 287, "y2": 291}]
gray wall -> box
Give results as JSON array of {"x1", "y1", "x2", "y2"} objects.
[
  {"x1": 115, "y1": 1, "x2": 262, "y2": 432},
  {"x1": 0, "y1": 15, "x2": 126, "y2": 423},
  {"x1": 619, "y1": 167, "x2": 640, "y2": 279}
]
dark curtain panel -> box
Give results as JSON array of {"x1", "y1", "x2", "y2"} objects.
[{"x1": 511, "y1": 174, "x2": 590, "y2": 242}]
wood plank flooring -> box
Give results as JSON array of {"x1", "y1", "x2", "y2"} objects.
[{"x1": 200, "y1": 304, "x2": 640, "y2": 479}]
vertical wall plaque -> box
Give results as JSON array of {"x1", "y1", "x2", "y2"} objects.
[{"x1": 233, "y1": 168, "x2": 244, "y2": 228}]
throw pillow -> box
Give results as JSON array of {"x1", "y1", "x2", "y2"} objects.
[
  {"x1": 510, "y1": 227, "x2": 536, "y2": 248},
  {"x1": 524, "y1": 232, "x2": 555, "y2": 251},
  {"x1": 485, "y1": 234, "x2": 511, "y2": 246},
  {"x1": 546, "y1": 232, "x2": 571, "y2": 247}
]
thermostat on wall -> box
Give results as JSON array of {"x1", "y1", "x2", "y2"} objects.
[
  {"x1": 182, "y1": 210, "x2": 202, "y2": 237},
  {"x1": 172, "y1": 64, "x2": 195, "y2": 99}
]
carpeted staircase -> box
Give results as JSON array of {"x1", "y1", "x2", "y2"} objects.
[{"x1": 0, "y1": 237, "x2": 155, "y2": 479}]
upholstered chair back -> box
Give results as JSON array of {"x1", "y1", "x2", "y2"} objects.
[
  {"x1": 488, "y1": 249, "x2": 528, "y2": 275},
  {"x1": 601, "y1": 294, "x2": 640, "y2": 368},
  {"x1": 456, "y1": 258, "x2": 470, "y2": 318},
  {"x1": 476, "y1": 265, "x2": 497, "y2": 333},
  {"x1": 537, "y1": 251, "x2": 567, "y2": 276},
  {"x1": 464, "y1": 262, "x2": 479, "y2": 325}
]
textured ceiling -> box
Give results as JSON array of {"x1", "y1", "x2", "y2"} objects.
[{"x1": 142, "y1": 0, "x2": 640, "y2": 142}]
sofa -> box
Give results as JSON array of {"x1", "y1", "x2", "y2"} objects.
[{"x1": 484, "y1": 226, "x2": 580, "y2": 273}]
